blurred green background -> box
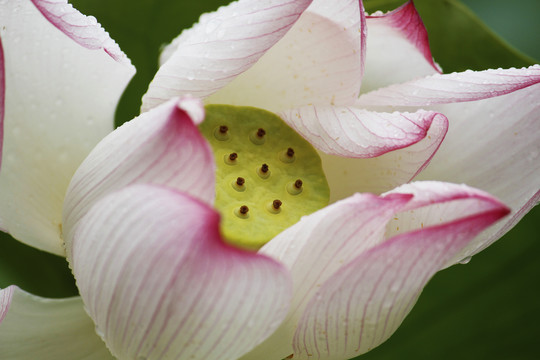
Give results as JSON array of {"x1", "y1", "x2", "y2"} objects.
[{"x1": 1, "y1": 0, "x2": 539, "y2": 358}]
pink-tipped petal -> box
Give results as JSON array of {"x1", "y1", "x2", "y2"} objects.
[
  {"x1": 361, "y1": 1, "x2": 440, "y2": 94},
  {"x1": 416, "y1": 83, "x2": 540, "y2": 259},
  {"x1": 357, "y1": 65, "x2": 540, "y2": 107},
  {"x1": 207, "y1": 0, "x2": 365, "y2": 112},
  {"x1": 384, "y1": 182, "x2": 510, "y2": 237},
  {"x1": 280, "y1": 106, "x2": 448, "y2": 199},
  {"x1": 62, "y1": 98, "x2": 214, "y2": 244},
  {"x1": 177, "y1": 95, "x2": 207, "y2": 125},
  {"x1": 247, "y1": 181, "x2": 508, "y2": 359},
  {"x1": 281, "y1": 106, "x2": 446, "y2": 158},
  {"x1": 0, "y1": 285, "x2": 13, "y2": 323},
  {"x1": 141, "y1": 0, "x2": 313, "y2": 112},
  {"x1": 0, "y1": 286, "x2": 113, "y2": 359},
  {"x1": 30, "y1": 0, "x2": 131, "y2": 64},
  {"x1": 245, "y1": 193, "x2": 412, "y2": 359},
  {"x1": 292, "y1": 198, "x2": 508, "y2": 359},
  {"x1": 69, "y1": 184, "x2": 292, "y2": 360},
  {"x1": 0, "y1": 0, "x2": 135, "y2": 255},
  {"x1": 491, "y1": 189, "x2": 540, "y2": 244}
]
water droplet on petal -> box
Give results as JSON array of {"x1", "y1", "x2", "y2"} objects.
[{"x1": 94, "y1": 325, "x2": 105, "y2": 338}]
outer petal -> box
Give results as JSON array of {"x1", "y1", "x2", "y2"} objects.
[
  {"x1": 361, "y1": 1, "x2": 440, "y2": 94},
  {"x1": 384, "y1": 182, "x2": 510, "y2": 238},
  {"x1": 0, "y1": 286, "x2": 113, "y2": 359},
  {"x1": 141, "y1": 0, "x2": 313, "y2": 111},
  {"x1": 0, "y1": 0, "x2": 135, "y2": 255},
  {"x1": 246, "y1": 181, "x2": 508, "y2": 359},
  {"x1": 29, "y1": 0, "x2": 131, "y2": 64},
  {"x1": 292, "y1": 195, "x2": 508, "y2": 359},
  {"x1": 244, "y1": 192, "x2": 412, "y2": 360},
  {"x1": 0, "y1": 36, "x2": 5, "y2": 179},
  {"x1": 207, "y1": 0, "x2": 365, "y2": 112},
  {"x1": 416, "y1": 84, "x2": 540, "y2": 260},
  {"x1": 69, "y1": 184, "x2": 292, "y2": 360},
  {"x1": 280, "y1": 106, "x2": 448, "y2": 200},
  {"x1": 357, "y1": 65, "x2": 540, "y2": 107},
  {"x1": 62, "y1": 97, "x2": 214, "y2": 244}
]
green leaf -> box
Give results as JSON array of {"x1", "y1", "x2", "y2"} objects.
[
  {"x1": 0, "y1": 233, "x2": 78, "y2": 298},
  {"x1": 363, "y1": 0, "x2": 536, "y2": 72}
]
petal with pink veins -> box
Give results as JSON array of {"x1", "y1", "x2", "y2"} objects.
[
  {"x1": 141, "y1": 0, "x2": 313, "y2": 112},
  {"x1": 243, "y1": 192, "x2": 412, "y2": 360},
  {"x1": 415, "y1": 84, "x2": 540, "y2": 260},
  {"x1": 69, "y1": 184, "x2": 292, "y2": 360},
  {"x1": 244, "y1": 181, "x2": 508, "y2": 359},
  {"x1": 280, "y1": 106, "x2": 448, "y2": 199},
  {"x1": 292, "y1": 189, "x2": 508, "y2": 359},
  {"x1": 207, "y1": 0, "x2": 365, "y2": 112},
  {"x1": 357, "y1": 65, "x2": 540, "y2": 107},
  {"x1": 62, "y1": 97, "x2": 215, "y2": 244},
  {"x1": 30, "y1": 0, "x2": 131, "y2": 64},
  {"x1": 384, "y1": 182, "x2": 510, "y2": 239},
  {"x1": 0, "y1": 286, "x2": 113, "y2": 359},
  {"x1": 361, "y1": 1, "x2": 440, "y2": 94},
  {"x1": 0, "y1": 0, "x2": 135, "y2": 255}
]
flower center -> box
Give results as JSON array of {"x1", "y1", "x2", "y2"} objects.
[{"x1": 200, "y1": 105, "x2": 329, "y2": 249}]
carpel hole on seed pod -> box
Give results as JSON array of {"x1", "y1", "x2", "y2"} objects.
[
  {"x1": 214, "y1": 125, "x2": 230, "y2": 141},
  {"x1": 250, "y1": 127, "x2": 267, "y2": 145},
  {"x1": 199, "y1": 105, "x2": 329, "y2": 249},
  {"x1": 287, "y1": 179, "x2": 303, "y2": 195},
  {"x1": 280, "y1": 147, "x2": 296, "y2": 163},
  {"x1": 232, "y1": 177, "x2": 246, "y2": 192},
  {"x1": 267, "y1": 199, "x2": 283, "y2": 214},
  {"x1": 235, "y1": 205, "x2": 250, "y2": 219},
  {"x1": 224, "y1": 152, "x2": 238, "y2": 165},
  {"x1": 257, "y1": 163, "x2": 270, "y2": 179}
]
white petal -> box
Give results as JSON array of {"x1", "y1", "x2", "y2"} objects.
[
  {"x1": 0, "y1": 0, "x2": 135, "y2": 255},
  {"x1": 69, "y1": 184, "x2": 292, "y2": 360},
  {"x1": 0, "y1": 286, "x2": 113, "y2": 359},
  {"x1": 292, "y1": 188, "x2": 508, "y2": 359},
  {"x1": 62, "y1": 97, "x2": 214, "y2": 245},
  {"x1": 29, "y1": 0, "x2": 132, "y2": 64},
  {"x1": 247, "y1": 182, "x2": 509, "y2": 360},
  {"x1": 207, "y1": 0, "x2": 365, "y2": 112},
  {"x1": 384, "y1": 181, "x2": 510, "y2": 237},
  {"x1": 361, "y1": 1, "x2": 440, "y2": 94},
  {"x1": 244, "y1": 193, "x2": 412, "y2": 359},
  {"x1": 141, "y1": 0, "x2": 313, "y2": 112},
  {"x1": 357, "y1": 65, "x2": 540, "y2": 107},
  {"x1": 416, "y1": 83, "x2": 540, "y2": 260},
  {"x1": 281, "y1": 106, "x2": 448, "y2": 200},
  {"x1": 247, "y1": 181, "x2": 508, "y2": 359}
]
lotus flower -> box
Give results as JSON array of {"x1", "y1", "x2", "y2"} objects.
[{"x1": 0, "y1": 0, "x2": 538, "y2": 359}]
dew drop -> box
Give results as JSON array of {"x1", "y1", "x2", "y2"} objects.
[
  {"x1": 217, "y1": 28, "x2": 226, "y2": 39},
  {"x1": 94, "y1": 325, "x2": 105, "y2": 339},
  {"x1": 205, "y1": 18, "x2": 222, "y2": 34}
]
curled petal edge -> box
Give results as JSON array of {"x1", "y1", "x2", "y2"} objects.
[
  {"x1": 30, "y1": 0, "x2": 133, "y2": 65},
  {"x1": 69, "y1": 184, "x2": 293, "y2": 360},
  {"x1": 357, "y1": 65, "x2": 540, "y2": 107}
]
